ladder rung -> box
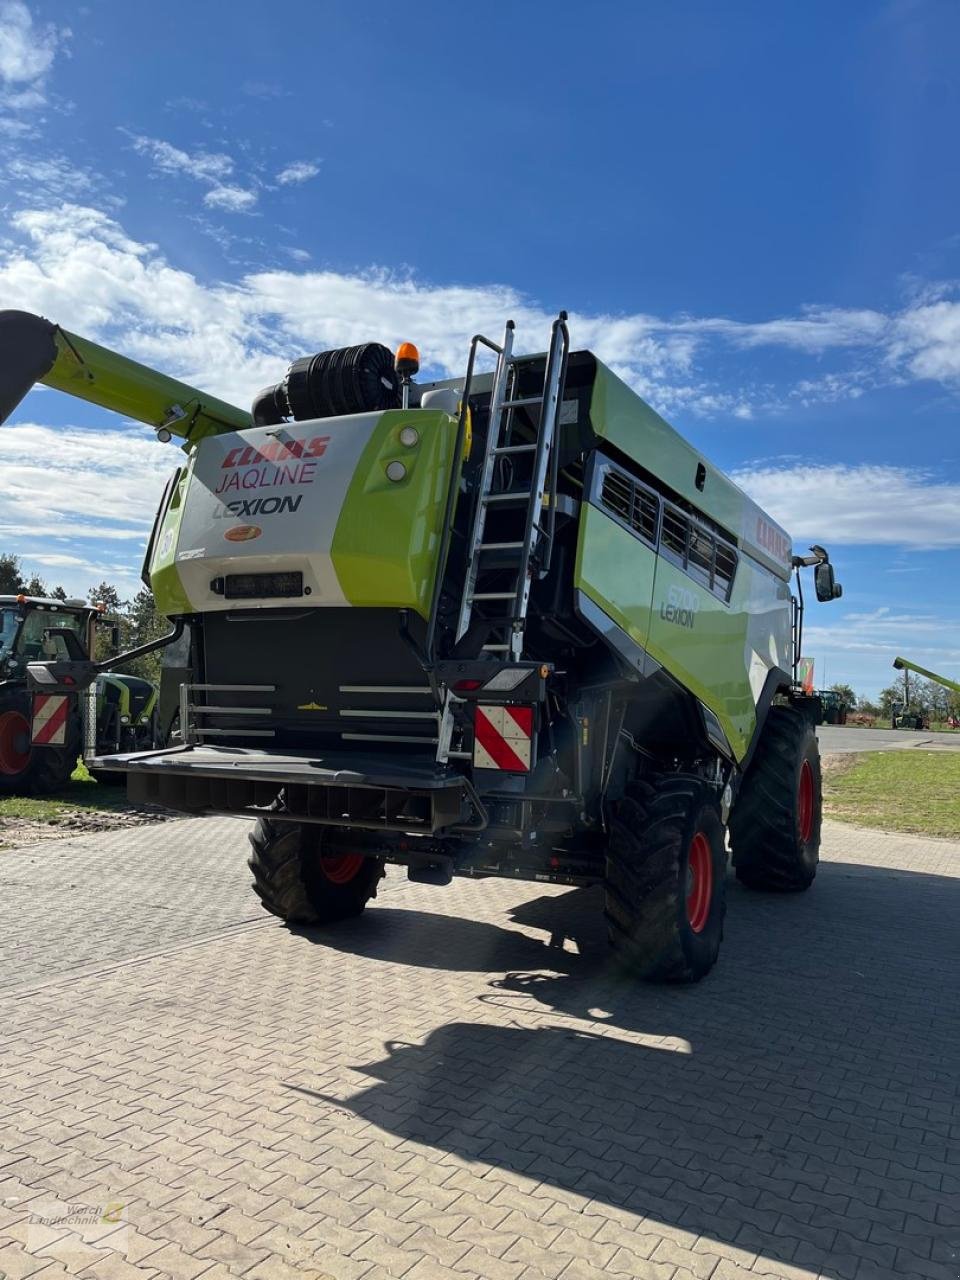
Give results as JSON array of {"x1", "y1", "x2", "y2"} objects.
[
  {"x1": 484, "y1": 491, "x2": 532, "y2": 504},
  {"x1": 469, "y1": 591, "x2": 517, "y2": 601},
  {"x1": 492, "y1": 444, "x2": 537, "y2": 455},
  {"x1": 501, "y1": 397, "x2": 542, "y2": 408},
  {"x1": 482, "y1": 644, "x2": 511, "y2": 651},
  {"x1": 478, "y1": 541, "x2": 524, "y2": 551}
]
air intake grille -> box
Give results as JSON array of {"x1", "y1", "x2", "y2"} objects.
[
  {"x1": 661, "y1": 502, "x2": 739, "y2": 602},
  {"x1": 600, "y1": 468, "x2": 658, "y2": 545}
]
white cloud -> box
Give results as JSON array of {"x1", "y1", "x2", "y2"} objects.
[
  {"x1": 4, "y1": 199, "x2": 960, "y2": 429},
  {"x1": 733, "y1": 464, "x2": 960, "y2": 550},
  {"x1": 888, "y1": 299, "x2": 960, "y2": 382},
  {"x1": 128, "y1": 133, "x2": 233, "y2": 182},
  {"x1": 5, "y1": 153, "x2": 96, "y2": 198},
  {"x1": 125, "y1": 132, "x2": 258, "y2": 214},
  {"x1": 203, "y1": 184, "x2": 257, "y2": 212},
  {"x1": 675, "y1": 307, "x2": 890, "y2": 354},
  {"x1": 276, "y1": 160, "x2": 320, "y2": 186},
  {"x1": 0, "y1": 0, "x2": 66, "y2": 103},
  {"x1": 0, "y1": 424, "x2": 179, "y2": 600}
]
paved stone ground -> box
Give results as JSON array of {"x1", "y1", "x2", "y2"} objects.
[{"x1": 1, "y1": 817, "x2": 958, "y2": 1280}]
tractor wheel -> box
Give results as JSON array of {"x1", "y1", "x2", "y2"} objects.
[
  {"x1": 605, "y1": 776, "x2": 726, "y2": 983},
  {"x1": 248, "y1": 814, "x2": 385, "y2": 925},
  {"x1": 0, "y1": 692, "x2": 78, "y2": 796},
  {"x1": 729, "y1": 706, "x2": 821, "y2": 892}
]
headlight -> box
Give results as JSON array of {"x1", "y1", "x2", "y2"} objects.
[
  {"x1": 385, "y1": 461, "x2": 406, "y2": 482},
  {"x1": 399, "y1": 426, "x2": 419, "y2": 448},
  {"x1": 120, "y1": 714, "x2": 130, "y2": 724}
]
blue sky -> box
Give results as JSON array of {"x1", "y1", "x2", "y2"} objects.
[{"x1": 0, "y1": 0, "x2": 958, "y2": 698}]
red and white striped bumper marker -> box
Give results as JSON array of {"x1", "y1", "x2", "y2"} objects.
[
  {"x1": 31, "y1": 693, "x2": 70, "y2": 746},
  {"x1": 472, "y1": 704, "x2": 533, "y2": 772}
]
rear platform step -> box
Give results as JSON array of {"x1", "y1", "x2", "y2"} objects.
[{"x1": 91, "y1": 744, "x2": 484, "y2": 833}]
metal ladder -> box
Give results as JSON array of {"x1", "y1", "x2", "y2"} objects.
[
  {"x1": 437, "y1": 312, "x2": 570, "y2": 762},
  {"x1": 456, "y1": 311, "x2": 570, "y2": 661}
]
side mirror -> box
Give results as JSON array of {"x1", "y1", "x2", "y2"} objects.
[{"x1": 815, "y1": 562, "x2": 842, "y2": 602}]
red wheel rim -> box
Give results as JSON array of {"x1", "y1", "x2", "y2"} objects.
[
  {"x1": 321, "y1": 853, "x2": 365, "y2": 885},
  {"x1": 686, "y1": 831, "x2": 713, "y2": 934},
  {"x1": 0, "y1": 710, "x2": 30, "y2": 776},
  {"x1": 798, "y1": 759, "x2": 814, "y2": 844}
]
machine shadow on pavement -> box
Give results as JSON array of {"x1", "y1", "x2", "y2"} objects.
[{"x1": 290, "y1": 862, "x2": 959, "y2": 1280}]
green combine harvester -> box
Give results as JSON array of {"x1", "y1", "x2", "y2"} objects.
[
  {"x1": 893, "y1": 656, "x2": 960, "y2": 729},
  {"x1": 1, "y1": 307, "x2": 842, "y2": 981}
]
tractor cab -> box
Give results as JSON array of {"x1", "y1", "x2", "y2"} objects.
[{"x1": 0, "y1": 596, "x2": 94, "y2": 678}]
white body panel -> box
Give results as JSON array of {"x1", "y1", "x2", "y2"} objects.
[{"x1": 173, "y1": 414, "x2": 379, "y2": 611}]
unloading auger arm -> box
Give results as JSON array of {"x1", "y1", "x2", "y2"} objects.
[
  {"x1": 893, "y1": 656, "x2": 960, "y2": 697},
  {"x1": 0, "y1": 310, "x2": 249, "y2": 443}
]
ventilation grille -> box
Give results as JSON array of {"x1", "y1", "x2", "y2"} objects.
[
  {"x1": 600, "y1": 468, "x2": 658, "y2": 544},
  {"x1": 661, "y1": 501, "x2": 739, "y2": 601}
]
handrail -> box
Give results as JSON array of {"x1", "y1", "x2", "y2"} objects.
[{"x1": 423, "y1": 330, "x2": 505, "y2": 670}]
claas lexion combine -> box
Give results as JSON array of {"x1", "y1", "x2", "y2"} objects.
[{"x1": 0, "y1": 307, "x2": 842, "y2": 981}]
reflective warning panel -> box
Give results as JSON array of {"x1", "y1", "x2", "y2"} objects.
[
  {"x1": 473, "y1": 704, "x2": 533, "y2": 772},
  {"x1": 32, "y1": 693, "x2": 70, "y2": 746}
]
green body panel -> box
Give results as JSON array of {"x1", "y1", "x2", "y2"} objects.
[
  {"x1": 576, "y1": 505, "x2": 792, "y2": 762},
  {"x1": 575, "y1": 504, "x2": 658, "y2": 651},
  {"x1": 589, "y1": 361, "x2": 793, "y2": 582},
  {"x1": 96, "y1": 674, "x2": 159, "y2": 722},
  {"x1": 331, "y1": 410, "x2": 461, "y2": 617},
  {"x1": 149, "y1": 470, "x2": 193, "y2": 618},
  {"x1": 44, "y1": 329, "x2": 249, "y2": 444},
  {"x1": 646, "y1": 555, "x2": 790, "y2": 760}
]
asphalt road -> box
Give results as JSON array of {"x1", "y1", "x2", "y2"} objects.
[{"x1": 817, "y1": 724, "x2": 960, "y2": 753}]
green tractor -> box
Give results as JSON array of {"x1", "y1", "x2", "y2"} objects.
[
  {"x1": 3, "y1": 307, "x2": 843, "y2": 981},
  {"x1": 0, "y1": 594, "x2": 158, "y2": 793},
  {"x1": 817, "y1": 689, "x2": 850, "y2": 725}
]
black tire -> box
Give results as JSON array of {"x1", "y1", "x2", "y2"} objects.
[
  {"x1": 605, "y1": 776, "x2": 727, "y2": 983},
  {"x1": 0, "y1": 691, "x2": 78, "y2": 796},
  {"x1": 248, "y1": 815, "x2": 385, "y2": 925},
  {"x1": 729, "y1": 705, "x2": 821, "y2": 892}
]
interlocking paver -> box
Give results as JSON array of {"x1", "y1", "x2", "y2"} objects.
[{"x1": 0, "y1": 816, "x2": 957, "y2": 1280}]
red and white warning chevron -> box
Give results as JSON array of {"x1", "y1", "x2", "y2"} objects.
[
  {"x1": 31, "y1": 693, "x2": 71, "y2": 746},
  {"x1": 472, "y1": 704, "x2": 533, "y2": 772}
]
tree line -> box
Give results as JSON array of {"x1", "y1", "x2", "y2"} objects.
[{"x1": 0, "y1": 553, "x2": 168, "y2": 684}]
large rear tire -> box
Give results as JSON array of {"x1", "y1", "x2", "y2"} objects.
[
  {"x1": 0, "y1": 692, "x2": 78, "y2": 796},
  {"x1": 248, "y1": 815, "x2": 385, "y2": 925},
  {"x1": 605, "y1": 776, "x2": 726, "y2": 983},
  {"x1": 730, "y1": 705, "x2": 821, "y2": 892}
]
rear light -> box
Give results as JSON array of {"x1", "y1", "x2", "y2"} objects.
[
  {"x1": 481, "y1": 668, "x2": 529, "y2": 692},
  {"x1": 454, "y1": 679, "x2": 482, "y2": 692}
]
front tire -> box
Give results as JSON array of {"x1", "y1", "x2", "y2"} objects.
[
  {"x1": 605, "y1": 776, "x2": 727, "y2": 983},
  {"x1": 730, "y1": 705, "x2": 822, "y2": 891},
  {"x1": 248, "y1": 815, "x2": 385, "y2": 925}
]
